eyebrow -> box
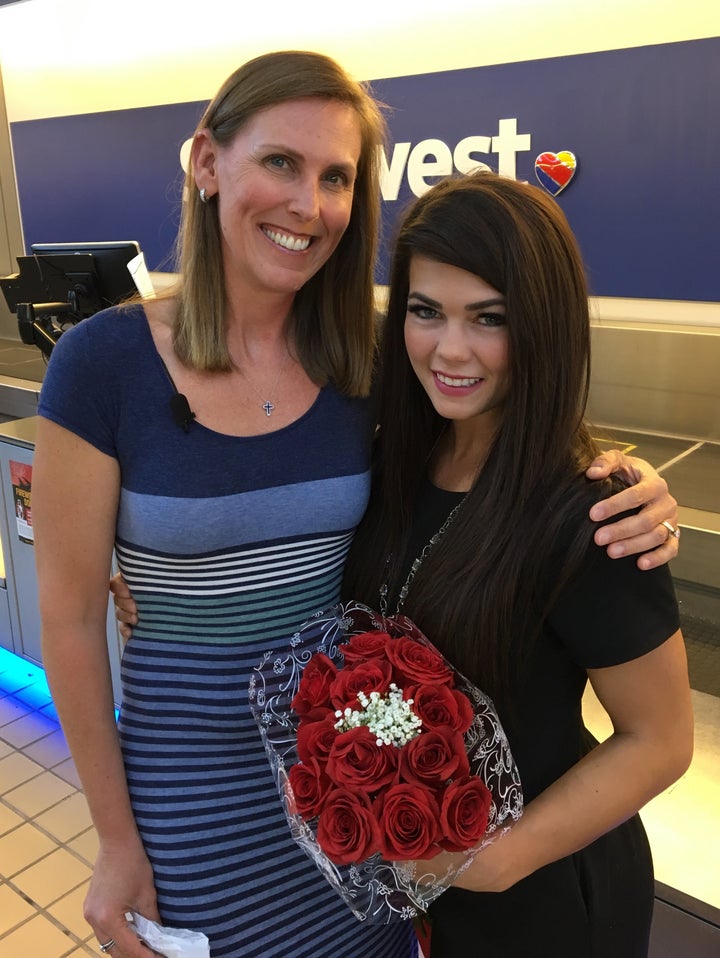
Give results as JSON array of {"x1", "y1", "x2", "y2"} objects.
[
  {"x1": 407, "y1": 291, "x2": 506, "y2": 310},
  {"x1": 259, "y1": 143, "x2": 358, "y2": 175}
]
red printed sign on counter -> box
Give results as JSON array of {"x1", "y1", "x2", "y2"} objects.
[{"x1": 10, "y1": 460, "x2": 33, "y2": 544}]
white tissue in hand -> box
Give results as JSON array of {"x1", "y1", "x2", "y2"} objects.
[{"x1": 130, "y1": 913, "x2": 210, "y2": 958}]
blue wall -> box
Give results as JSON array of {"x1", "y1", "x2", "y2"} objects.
[{"x1": 10, "y1": 37, "x2": 720, "y2": 301}]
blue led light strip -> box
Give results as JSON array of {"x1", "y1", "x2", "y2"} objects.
[{"x1": 0, "y1": 645, "x2": 119, "y2": 721}]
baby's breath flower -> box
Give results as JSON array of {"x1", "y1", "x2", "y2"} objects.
[{"x1": 334, "y1": 683, "x2": 422, "y2": 748}]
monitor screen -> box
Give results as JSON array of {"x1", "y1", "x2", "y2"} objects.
[
  {"x1": 0, "y1": 240, "x2": 141, "y2": 359},
  {"x1": 29, "y1": 240, "x2": 141, "y2": 311}
]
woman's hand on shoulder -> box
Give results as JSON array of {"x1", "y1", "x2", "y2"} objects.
[{"x1": 585, "y1": 451, "x2": 679, "y2": 569}]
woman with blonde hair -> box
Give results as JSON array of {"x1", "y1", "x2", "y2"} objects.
[{"x1": 34, "y1": 50, "x2": 415, "y2": 958}]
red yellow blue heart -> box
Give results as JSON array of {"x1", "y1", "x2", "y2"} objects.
[{"x1": 534, "y1": 151, "x2": 577, "y2": 195}]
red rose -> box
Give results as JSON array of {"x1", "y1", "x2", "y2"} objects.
[
  {"x1": 329, "y1": 658, "x2": 393, "y2": 711},
  {"x1": 439, "y1": 776, "x2": 493, "y2": 851},
  {"x1": 386, "y1": 637, "x2": 454, "y2": 687},
  {"x1": 374, "y1": 783, "x2": 442, "y2": 860},
  {"x1": 316, "y1": 788, "x2": 381, "y2": 864},
  {"x1": 297, "y1": 714, "x2": 338, "y2": 765},
  {"x1": 400, "y1": 726, "x2": 470, "y2": 789},
  {"x1": 339, "y1": 631, "x2": 392, "y2": 666},
  {"x1": 407, "y1": 683, "x2": 474, "y2": 735},
  {"x1": 327, "y1": 726, "x2": 398, "y2": 793},
  {"x1": 288, "y1": 758, "x2": 331, "y2": 819},
  {"x1": 291, "y1": 653, "x2": 337, "y2": 718}
]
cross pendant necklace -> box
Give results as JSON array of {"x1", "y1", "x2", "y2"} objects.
[{"x1": 242, "y1": 346, "x2": 290, "y2": 417}]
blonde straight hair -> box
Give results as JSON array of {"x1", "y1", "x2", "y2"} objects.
[{"x1": 172, "y1": 50, "x2": 387, "y2": 397}]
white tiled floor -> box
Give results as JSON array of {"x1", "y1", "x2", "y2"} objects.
[
  {"x1": 0, "y1": 650, "x2": 102, "y2": 957},
  {"x1": 1, "y1": 647, "x2": 718, "y2": 957}
]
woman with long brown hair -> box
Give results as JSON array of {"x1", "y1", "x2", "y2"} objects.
[{"x1": 344, "y1": 172, "x2": 692, "y2": 957}]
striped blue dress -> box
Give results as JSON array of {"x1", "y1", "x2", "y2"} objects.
[{"x1": 39, "y1": 306, "x2": 417, "y2": 958}]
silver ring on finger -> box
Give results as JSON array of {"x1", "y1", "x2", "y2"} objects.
[
  {"x1": 661, "y1": 520, "x2": 680, "y2": 541},
  {"x1": 98, "y1": 939, "x2": 116, "y2": 954}
]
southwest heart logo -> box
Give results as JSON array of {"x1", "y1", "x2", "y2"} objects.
[{"x1": 534, "y1": 151, "x2": 577, "y2": 195}]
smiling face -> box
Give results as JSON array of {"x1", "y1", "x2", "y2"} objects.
[
  {"x1": 193, "y1": 97, "x2": 362, "y2": 301},
  {"x1": 404, "y1": 255, "x2": 511, "y2": 439}
]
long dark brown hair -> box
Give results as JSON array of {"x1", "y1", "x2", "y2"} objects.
[{"x1": 344, "y1": 172, "x2": 618, "y2": 696}]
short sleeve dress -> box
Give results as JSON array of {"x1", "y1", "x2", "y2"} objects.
[
  {"x1": 399, "y1": 481, "x2": 680, "y2": 958},
  {"x1": 38, "y1": 305, "x2": 417, "y2": 958}
]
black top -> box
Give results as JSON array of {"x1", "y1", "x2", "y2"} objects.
[
  {"x1": 405, "y1": 479, "x2": 680, "y2": 956},
  {"x1": 397, "y1": 478, "x2": 679, "y2": 803}
]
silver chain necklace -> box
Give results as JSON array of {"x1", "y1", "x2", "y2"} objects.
[
  {"x1": 380, "y1": 493, "x2": 467, "y2": 617},
  {"x1": 242, "y1": 349, "x2": 290, "y2": 417}
]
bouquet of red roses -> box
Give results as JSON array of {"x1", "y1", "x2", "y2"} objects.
[{"x1": 249, "y1": 601, "x2": 522, "y2": 923}]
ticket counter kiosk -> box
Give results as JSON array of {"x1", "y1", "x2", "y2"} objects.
[{"x1": 0, "y1": 415, "x2": 122, "y2": 703}]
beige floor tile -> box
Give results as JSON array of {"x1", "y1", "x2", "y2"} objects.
[
  {"x1": 52, "y1": 757, "x2": 83, "y2": 790},
  {"x1": 12, "y1": 683, "x2": 54, "y2": 712},
  {"x1": 4, "y1": 768, "x2": 76, "y2": 817},
  {"x1": 0, "y1": 799, "x2": 23, "y2": 835},
  {"x1": 23, "y1": 727, "x2": 72, "y2": 769},
  {"x1": 0, "y1": 750, "x2": 44, "y2": 793},
  {"x1": 0, "y1": 710, "x2": 59, "y2": 749},
  {"x1": 12, "y1": 846, "x2": 92, "y2": 908},
  {"x1": 47, "y1": 882, "x2": 92, "y2": 940},
  {"x1": 68, "y1": 826, "x2": 99, "y2": 867},
  {"x1": 0, "y1": 739, "x2": 11, "y2": 760},
  {"x1": 0, "y1": 882, "x2": 35, "y2": 935},
  {"x1": 36, "y1": 792, "x2": 92, "y2": 843},
  {"x1": 0, "y1": 821, "x2": 57, "y2": 877},
  {"x1": 0, "y1": 696, "x2": 27, "y2": 727},
  {"x1": 0, "y1": 913, "x2": 77, "y2": 958}
]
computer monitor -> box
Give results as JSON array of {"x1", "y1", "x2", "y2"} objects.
[
  {"x1": 29, "y1": 241, "x2": 141, "y2": 310},
  {"x1": 0, "y1": 240, "x2": 141, "y2": 359}
]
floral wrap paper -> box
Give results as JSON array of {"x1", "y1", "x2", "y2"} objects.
[{"x1": 248, "y1": 600, "x2": 523, "y2": 923}]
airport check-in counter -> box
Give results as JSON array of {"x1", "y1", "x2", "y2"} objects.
[{"x1": 0, "y1": 415, "x2": 123, "y2": 704}]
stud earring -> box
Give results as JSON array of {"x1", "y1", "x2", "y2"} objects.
[{"x1": 199, "y1": 188, "x2": 208, "y2": 204}]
